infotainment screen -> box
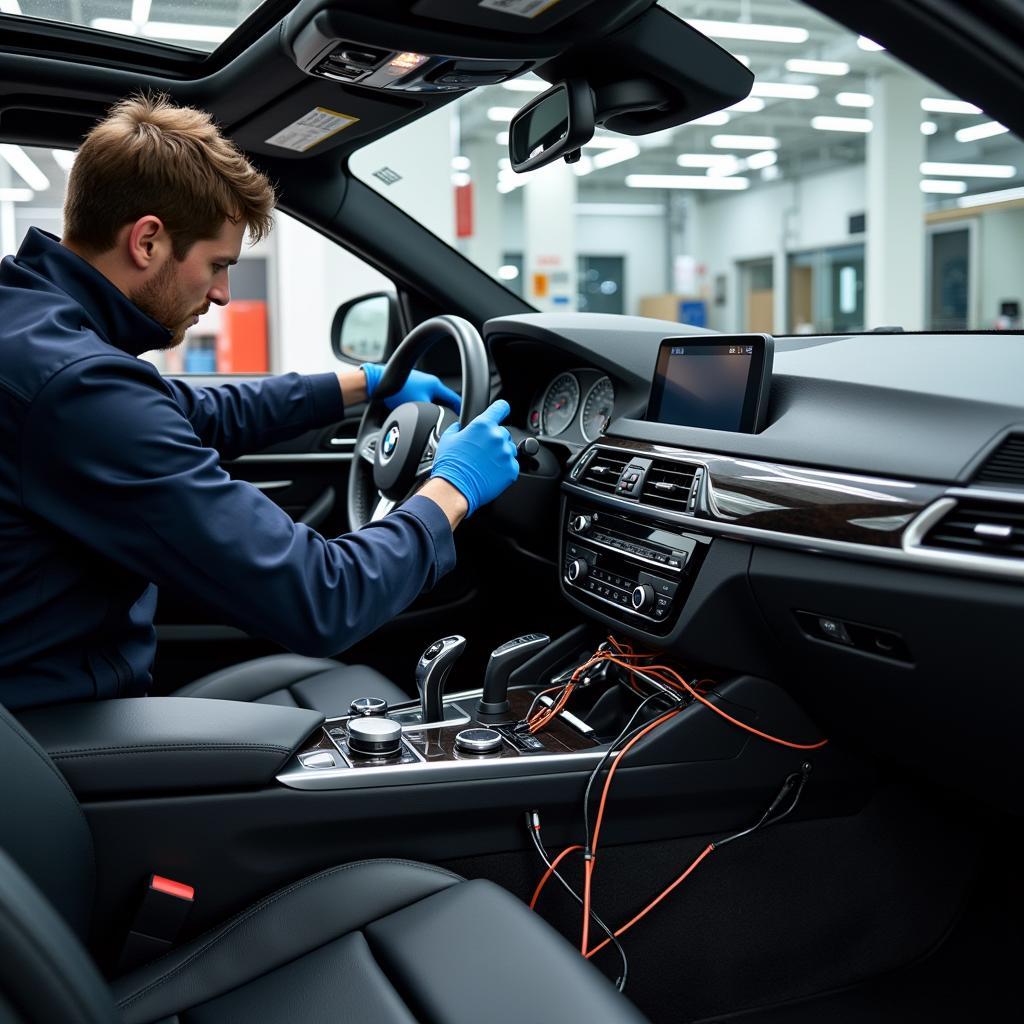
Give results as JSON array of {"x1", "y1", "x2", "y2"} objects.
[{"x1": 645, "y1": 334, "x2": 774, "y2": 433}]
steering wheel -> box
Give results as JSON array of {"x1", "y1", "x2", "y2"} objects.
[{"x1": 347, "y1": 315, "x2": 491, "y2": 529}]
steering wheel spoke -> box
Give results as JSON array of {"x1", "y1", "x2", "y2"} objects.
[
  {"x1": 358, "y1": 431, "x2": 380, "y2": 465},
  {"x1": 370, "y1": 495, "x2": 398, "y2": 522}
]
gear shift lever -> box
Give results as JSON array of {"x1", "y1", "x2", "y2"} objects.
[
  {"x1": 415, "y1": 635, "x2": 466, "y2": 725},
  {"x1": 478, "y1": 633, "x2": 551, "y2": 717}
]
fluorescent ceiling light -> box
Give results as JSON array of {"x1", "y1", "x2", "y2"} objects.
[
  {"x1": 957, "y1": 185, "x2": 1024, "y2": 208},
  {"x1": 746, "y1": 150, "x2": 778, "y2": 170},
  {"x1": 727, "y1": 97, "x2": 765, "y2": 113},
  {"x1": 706, "y1": 156, "x2": 745, "y2": 177},
  {"x1": 687, "y1": 111, "x2": 731, "y2": 127},
  {"x1": 572, "y1": 156, "x2": 595, "y2": 177},
  {"x1": 836, "y1": 92, "x2": 873, "y2": 108},
  {"x1": 143, "y1": 22, "x2": 232, "y2": 43},
  {"x1": 487, "y1": 107, "x2": 519, "y2": 122},
  {"x1": 497, "y1": 181, "x2": 516, "y2": 194},
  {"x1": 626, "y1": 174, "x2": 750, "y2": 190},
  {"x1": 498, "y1": 157, "x2": 511, "y2": 170},
  {"x1": 920, "y1": 179, "x2": 967, "y2": 194},
  {"x1": 921, "y1": 121, "x2": 938, "y2": 136},
  {"x1": 676, "y1": 154, "x2": 739, "y2": 168},
  {"x1": 0, "y1": 187, "x2": 33, "y2": 201},
  {"x1": 733, "y1": 54, "x2": 751, "y2": 66},
  {"x1": 502, "y1": 79, "x2": 547, "y2": 92},
  {"x1": 761, "y1": 164, "x2": 781, "y2": 181},
  {"x1": 921, "y1": 98, "x2": 981, "y2": 114},
  {"x1": 591, "y1": 142, "x2": 639, "y2": 170},
  {"x1": 686, "y1": 20, "x2": 808, "y2": 44},
  {"x1": 0, "y1": 144, "x2": 49, "y2": 190},
  {"x1": 584, "y1": 136, "x2": 633, "y2": 149},
  {"x1": 785, "y1": 58, "x2": 849, "y2": 76},
  {"x1": 451, "y1": 155, "x2": 471, "y2": 171},
  {"x1": 955, "y1": 121, "x2": 1008, "y2": 143},
  {"x1": 751, "y1": 82, "x2": 818, "y2": 100},
  {"x1": 811, "y1": 115, "x2": 872, "y2": 133},
  {"x1": 0, "y1": 2, "x2": 23, "y2": 14},
  {"x1": 921, "y1": 161, "x2": 1015, "y2": 178},
  {"x1": 574, "y1": 203, "x2": 666, "y2": 216},
  {"x1": 711, "y1": 134, "x2": 779, "y2": 150},
  {"x1": 451, "y1": 172, "x2": 471, "y2": 187},
  {"x1": 51, "y1": 149, "x2": 76, "y2": 171},
  {"x1": 857, "y1": 36, "x2": 884, "y2": 51},
  {"x1": 495, "y1": 131, "x2": 510, "y2": 145},
  {"x1": 497, "y1": 265, "x2": 520, "y2": 280},
  {"x1": 130, "y1": 0, "x2": 151, "y2": 22},
  {"x1": 89, "y1": 17, "x2": 135, "y2": 34}
]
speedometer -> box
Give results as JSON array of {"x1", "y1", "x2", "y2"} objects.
[
  {"x1": 541, "y1": 372, "x2": 580, "y2": 436},
  {"x1": 580, "y1": 376, "x2": 615, "y2": 441}
]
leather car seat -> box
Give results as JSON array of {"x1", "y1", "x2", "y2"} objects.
[
  {"x1": 171, "y1": 653, "x2": 409, "y2": 718},
  {"x1": 0, "y1": 703, "x2": 648, "y2": 1024}
]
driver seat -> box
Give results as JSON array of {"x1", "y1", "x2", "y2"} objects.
[{"x1": 171, "y1": 654, "x2": 409, "y2": 719}]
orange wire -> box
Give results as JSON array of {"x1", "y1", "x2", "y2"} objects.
[
  {"x1": 585, "y1": 843, "x2": 717, "y2": 959},
  {"x1": 529, "y1": 843, "x2": 583, "y2": 909}
]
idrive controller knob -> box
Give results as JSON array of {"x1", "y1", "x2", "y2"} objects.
[
  {"x1": 349, "y1": 696, "x2": 388, "y2": 717},
  {"x1": 347, "y1": 717, "x2": 402, "y2": 758},
  {"x1": 455, "y1": 728, "x2": 503, "y2": 754}
]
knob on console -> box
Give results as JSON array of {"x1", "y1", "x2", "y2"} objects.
[
  {"x1": 631, "y1": 584, "x2": 655, "y2": 612},
  {"x1": 567, "y1": 558, "x2": 588, "y2": 582},
  {"x1": 571, "y1": 514, "x2": 592, "y2": 534},
  {"x1": 455, "y1": 728, "x2": 503, "y2": 754},
  {"x1": 349, "y1": 696, "x2": 388, "y2": 717},
  {"x1": 347, "y1": 717, "x2": 402, "y2": 757}
]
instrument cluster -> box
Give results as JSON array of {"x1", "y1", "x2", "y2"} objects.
[{"x1": 526, "y1": 368, "x2": 617, "y2": 444}]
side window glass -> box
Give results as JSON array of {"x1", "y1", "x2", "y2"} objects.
[{"x1": 0, "y1": 146, "x2": 395, "y2": 375}]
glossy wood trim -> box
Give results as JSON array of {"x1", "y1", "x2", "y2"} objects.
[{"x1": 589, "y1": 439, "x2": 944, "y2": 549}]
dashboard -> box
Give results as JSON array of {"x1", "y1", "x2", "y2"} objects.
[{"x1": 484, "y1": 312, "x2": 1024, "y2": 810}]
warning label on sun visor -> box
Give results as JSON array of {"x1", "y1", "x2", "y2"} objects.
[
  {"x1": 478, "y1": 0, "x2": 563, "y2": 18},
  {"x1": 265, "y1": 108, "x2": 359, "y2": 152}
]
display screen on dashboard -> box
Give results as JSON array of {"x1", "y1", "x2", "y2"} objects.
[{"x1": 645, "y1": 334, "x2": 774, "y2": 433}]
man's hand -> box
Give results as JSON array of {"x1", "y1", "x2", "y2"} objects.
[
  {"x1": 361, "y1": 363, "x2": 461, "y2": 411},
  {"x1": 428, "y1": 400, "x2": 519, "y2": 517}
]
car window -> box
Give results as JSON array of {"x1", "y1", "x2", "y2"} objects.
[
  {"x1": 0, "y1": 145, "x2": 394, "y2": 375},
  {"x1": 350, "y1": 0, "x2": 1024, "y2": 335}
]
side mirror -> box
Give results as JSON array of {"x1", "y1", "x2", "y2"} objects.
[
  {"x1": 331, "y1": 292, "x2": 402, "y2": 363},
  {"x1": 508, "y1": 80, "x2": 595, "y2": 173}
]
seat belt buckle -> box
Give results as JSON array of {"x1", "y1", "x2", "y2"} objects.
[{"x1": 117, "y1": 874, "x2": 195, "y2": 973}]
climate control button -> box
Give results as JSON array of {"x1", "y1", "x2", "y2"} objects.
[{"x1": 631, "y1": 584, "x2": 656, "y2": 612}]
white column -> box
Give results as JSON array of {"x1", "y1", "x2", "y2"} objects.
[
  {"x1": 866, "y1": 72, "x2": 926, "y2": 330},
  {"x1": 523, "y1": 163, "x2": 576, "y2": 311},
  {"x1": 460, "y1": 140, "x2": 503, "y2": 279}
]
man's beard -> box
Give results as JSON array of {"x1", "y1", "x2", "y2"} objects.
[{"x1": 131, "y1": 259, "x2": 198, "y2": 350}]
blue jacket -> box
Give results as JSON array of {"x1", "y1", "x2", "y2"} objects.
[{"x1": 0, "y1": 229, "x2": 455, "y2": 710}]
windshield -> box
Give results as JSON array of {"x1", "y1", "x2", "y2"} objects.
[
  {"x1": 0, "y1": 0, "x2": 265, "y2": 51},
  {"x1": 351, "y1": 0, "x2": 1024, "y2": 335}
]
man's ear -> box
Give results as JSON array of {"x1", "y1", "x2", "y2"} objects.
[{"x1": 125, "y1": 216, "x2": 168, "y2": 270}]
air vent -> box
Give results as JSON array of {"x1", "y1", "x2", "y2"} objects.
[
  {"x1": 922, "y1": 500, "x2": 1024, "y2": 560},
  {"x1": 578, "y1": 450, "x2": 631, "y2": 494},
  {"x1": 975, "y1": 435, "x2": 1024, "y2": 488},
  {"x1": 640, "y1": 460, "x2": 697, "y2": 512}
]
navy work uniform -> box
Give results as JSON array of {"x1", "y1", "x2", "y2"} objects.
[{"x1": 0, "y1": 229, "x2": 455, "y2": 710}]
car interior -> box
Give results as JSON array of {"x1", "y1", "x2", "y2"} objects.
[{"x1": 1, "y1": 1, "x2": 1023, "y2": 1022}]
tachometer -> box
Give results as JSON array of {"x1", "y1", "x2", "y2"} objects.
[
  {"x1": 580, "y1": 376, "x2": 615, "y2": 441},
  {"x1": 541, "y1": 372, "x2": 581, "y2": 436}
]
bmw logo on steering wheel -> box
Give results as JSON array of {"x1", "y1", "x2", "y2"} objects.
[{"x1": 381, "y1": 424, "x2": 401, "y2": 462}]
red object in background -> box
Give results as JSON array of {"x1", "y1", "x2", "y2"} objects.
[
  {"x1": 455, "y1": 182, "x2": 474, "y2": 238},
  {"x1": 216, "y1": 300, "x2": 268, "y2": 372}
]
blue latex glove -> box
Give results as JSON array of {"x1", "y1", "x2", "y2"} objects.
[
  {"x1": 361, "y1": 362, "x2": 461, "y2": 412},
  {"x1": 430, "y1": 400, "x2": 519, "y2": 516}
]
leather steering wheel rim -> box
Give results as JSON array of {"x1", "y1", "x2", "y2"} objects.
[{"x1": 347, "y1": 315, "x2": 490, "y2": 530}]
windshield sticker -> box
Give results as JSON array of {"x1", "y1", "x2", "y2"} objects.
[
  {"x1": 265, "y1": 108, "x2": 359, "y2": 152},
  {"x1": 478, "y1": 0, "x2": 563, "y2": 18}
]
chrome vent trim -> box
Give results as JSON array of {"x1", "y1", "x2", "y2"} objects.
[
  {"x1": 640, "y1": 459, "x2": 698, "y2": 512},
  {"x1": 578, "y1": 449, "x2": 630, "y2": 494}
]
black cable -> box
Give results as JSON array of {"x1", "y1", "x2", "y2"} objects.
[
  {"x1": 582, "y1": 689, "x2": 680, "y2": 855},
  {"x1": 526, "y1": 815, "x2": 629, "y2": 992},
  {"x1": 713, "y1": 763, "x2": 812, "y2": 849}
]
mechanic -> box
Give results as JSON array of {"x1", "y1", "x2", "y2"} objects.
[{"x1": 0, "y1": 94, "x2": 519, "y2": 711}]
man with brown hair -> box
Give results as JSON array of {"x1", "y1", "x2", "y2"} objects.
[{"x1": 0, "y1": 94, "x2": 518, "y2": 710}]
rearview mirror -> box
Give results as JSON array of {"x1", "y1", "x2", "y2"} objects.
[{"x1": 508, "y1": 80, "x2": 595, "y2": 173}]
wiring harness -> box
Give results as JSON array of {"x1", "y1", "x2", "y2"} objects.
[{"x1": 524, "y1": 636, "x2": 826, "y2": 991}]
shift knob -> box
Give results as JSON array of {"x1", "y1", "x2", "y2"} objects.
[
  {"x1": 478, "y1": 633, "x2": 551, "y2": 717},
  {"x1": 415, "y1": 635, "x2": 466, "y2": 725}
]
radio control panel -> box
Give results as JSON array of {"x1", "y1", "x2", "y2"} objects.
[{"x1": 561, "y1": 504, "x2": 710, "y2": 630}]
